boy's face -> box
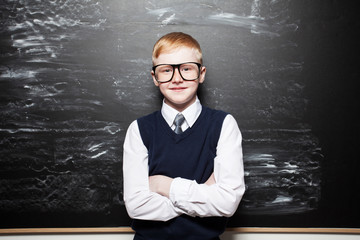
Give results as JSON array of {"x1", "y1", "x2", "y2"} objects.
[{"x1": 151, "y1": 47, "x2": 206, "y2": 112}]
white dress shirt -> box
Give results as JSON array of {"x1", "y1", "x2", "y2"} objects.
[{"x1": 123, "y1": 97, "x2": 245, "y2": 221}]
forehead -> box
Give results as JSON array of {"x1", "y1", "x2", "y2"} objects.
[{"x1": 154, "y1": 47, "x2": 199, "y2": 65}]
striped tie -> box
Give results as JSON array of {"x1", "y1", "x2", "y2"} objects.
[{"x1": 173, "y1": 113, "x2": 185, "y2": 134}]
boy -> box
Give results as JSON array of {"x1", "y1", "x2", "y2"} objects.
[{"x1": 123, "y1": 32, "x2": 245, "y2": 240}]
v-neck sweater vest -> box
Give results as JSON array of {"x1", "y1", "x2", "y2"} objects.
[{"x1": 133, "y1": 106, "x2": 228, "y2": 240}]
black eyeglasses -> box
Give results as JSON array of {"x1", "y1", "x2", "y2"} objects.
[{"x1": 152, "y1": 62, "x2": 202, "y2": 83}]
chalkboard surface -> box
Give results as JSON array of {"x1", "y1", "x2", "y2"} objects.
[{"x1": 1, "y1": 0, "x2": 359, "y2": 228}]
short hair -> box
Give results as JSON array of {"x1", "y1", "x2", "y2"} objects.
[{"x1": 152, "y1": 32, "x2": 203, "y2": 65}]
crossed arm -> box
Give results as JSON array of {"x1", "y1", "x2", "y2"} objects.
[
  {"x1": 149, "y1": 173, "x2": 216, "y2": 198},
  {"x1": 123, "y1": 115, "x2": 245, "y2": 221}
]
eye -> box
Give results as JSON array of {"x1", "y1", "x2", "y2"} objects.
[
  {"x1": 180, "y1": 64, "x2": 195, "y2": 72},
  {"x1": 158, "y1": 66, "x2": 173, "y2": 74}
]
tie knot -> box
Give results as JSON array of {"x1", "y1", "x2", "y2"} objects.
[
  {"x1": 174, "y1": 113, "x2": 185, "y2": 126},
  {"x1": 173, "y1": 113, "x2": 185, "y2": 134}
]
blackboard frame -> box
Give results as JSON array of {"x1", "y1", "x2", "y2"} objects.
[{"x1": 1, "y1": 227, "x2": 360, "y2": 235}]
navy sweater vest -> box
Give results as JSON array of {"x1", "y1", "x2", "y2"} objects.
[{"x1": 134, "y1": 106, "x2": 228, "y2": 240}]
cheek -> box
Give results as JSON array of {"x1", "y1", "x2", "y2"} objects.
[
  {"x1": 158, "y1": 83, "x2": 170, "y2": 93},
  {"x1": 188, "y1": 81, "x2": 200, "y2": 90}
]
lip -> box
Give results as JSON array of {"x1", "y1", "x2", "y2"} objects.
[{"x1": 170, "y1": 87, "x2": 187, "y2": 92}]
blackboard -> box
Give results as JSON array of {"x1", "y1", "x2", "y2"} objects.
[{"x1": 1, "y1": 0, "x2": 359, "y2": 229}]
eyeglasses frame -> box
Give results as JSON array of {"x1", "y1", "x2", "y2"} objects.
[{"x1": 152, "y1": 62, "x2": 202, "y2": 83}]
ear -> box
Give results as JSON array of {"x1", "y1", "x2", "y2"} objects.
[
  {"x1": 199, "y1": 66, "x2": 206, "y2": 84},
  {"x1": 152, "y1": 71, "x2": 160, "y2": 87}
]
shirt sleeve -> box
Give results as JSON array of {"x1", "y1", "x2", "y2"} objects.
[
  {"x1": 123, "y1": 120, "x2": 185, "y2": 221},
  {"x1": 169, "y1": 114, "x2": 246, "y2": 217}
]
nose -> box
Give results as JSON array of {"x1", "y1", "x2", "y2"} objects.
[{"x1": 171, "y1": 67, "x2": 183, "y2": 83}]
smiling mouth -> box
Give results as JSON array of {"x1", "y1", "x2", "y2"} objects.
[{"x1": 170, "y1": 87, "x2": 187, "y2": 91}]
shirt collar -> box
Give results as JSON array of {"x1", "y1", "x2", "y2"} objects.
[{"x1": 161, "y1": 96, "x2": 202, "y2": 128}]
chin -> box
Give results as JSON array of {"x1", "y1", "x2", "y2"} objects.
[{"x1": 167, "y1": 97, "x2": 195, "y2": 109}]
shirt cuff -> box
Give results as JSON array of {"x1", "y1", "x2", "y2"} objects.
[{"x1": 169, "y1": 177, "x2": 196, "y2": 216}]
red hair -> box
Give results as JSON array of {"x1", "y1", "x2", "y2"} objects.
[{"x1": 152, "y1": 32, "x2": 202, "y2": 64}]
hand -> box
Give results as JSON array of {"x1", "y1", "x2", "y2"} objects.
[
  {"x1": 149, "y1": 175, "x2": 173, "y2": 198},
  {"x1": 205, "y1": 172, "x2": 216, "y2": 186}
]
